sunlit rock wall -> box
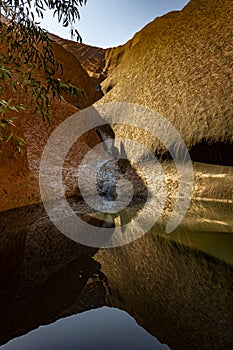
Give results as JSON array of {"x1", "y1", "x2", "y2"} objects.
[{"x1": 100, "y1": 0, "x2": 233, "y2": 159}]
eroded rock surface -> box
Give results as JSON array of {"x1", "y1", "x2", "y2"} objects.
[{"x1": 0, "y1": 0, "x2": 232, "y2": 210}]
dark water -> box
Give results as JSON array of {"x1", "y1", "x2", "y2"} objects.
[{"x1": 0, "y1": 198, "x2": 232, "y2": 350}]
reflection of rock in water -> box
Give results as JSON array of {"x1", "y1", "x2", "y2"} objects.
[
  {"x1": 96, "y1": 228, "x2": 233, "y2": 350},
  {"x1": 0, "y1": 204, "x2": 106, "y2": 346},
  {"x1": 0, "y1": 199, "x2": 232, "y2": 349}
]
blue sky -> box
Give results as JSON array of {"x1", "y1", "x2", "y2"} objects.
[{"x1": 38, "y1": 0, "x2": 190, "y2": 48}]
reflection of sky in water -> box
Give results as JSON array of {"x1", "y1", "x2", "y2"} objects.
[{"x1": 0, "y1": 307, "x2": 170, "y2": 350}]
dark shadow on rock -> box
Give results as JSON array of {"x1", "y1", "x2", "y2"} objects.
[{"x1": 190, "y1": 141, "x2": 233, "y2": 166}]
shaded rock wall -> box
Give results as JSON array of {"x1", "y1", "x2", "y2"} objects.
[
  {"x1": 190, "y1": 142, "x2": 233, "y2": 166},
  {"x1": 0, "y1": 30, "x2": 102, "y2": 211},
  {"x1": 49, "y1": 33, "x2": 107, "y2": 83},
  {"x1": 52, "y1": 41, "x2": 101, "y2": 108}
]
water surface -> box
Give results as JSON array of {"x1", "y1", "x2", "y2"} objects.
[
  {"x1": 0, "y1": 198, "x2": 232, "y2": 350},
  {"x1": 0, "y1": 307, "x2": 170, "y2": 350}
]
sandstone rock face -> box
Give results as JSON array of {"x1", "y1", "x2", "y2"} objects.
[
  {"x1": 52, "y1": 0, "x2": 232, "y2": 165},
  {"x1": 0, "y1": 0, "x2": 232, "y2": 212},
  {"x1": 49, "y1": 33, "x2": 107, "y2": 83},
  {"x1": 0, "y1": 28, "x2": 101, "y2": 211},
  {"x1": 42, "y1": 0, "x2": 233, "y2": 165},
  {"x1": 52, "y1": 41, "x2": 102, "y2": 109},
  {"x1": 100, "y1": 0, "x2": 233, "y2": 159},
  {"x1": 0, "y1": 97, "x2": 100, "y2": 211},
  {"x1": 0, "y1": 118, "x2": 29, "y2": 211}
]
